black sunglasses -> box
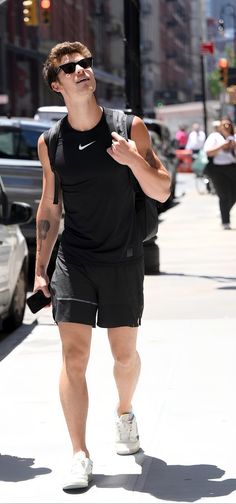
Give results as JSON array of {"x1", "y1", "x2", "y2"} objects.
[{"x1": 56, "y1": 57, "x2": 93, "y2": 75}]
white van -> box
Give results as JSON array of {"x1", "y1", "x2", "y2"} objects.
[{"x1": 34, "y1": 106, "x2": 67, "y2": 122}]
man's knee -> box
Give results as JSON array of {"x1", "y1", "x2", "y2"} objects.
[
  {"x1": 114, "y1": 349, "x2": 140, "y2": 370},
  {"x1": 62, "y1": 341, "x2": 90, "y2": 378}
]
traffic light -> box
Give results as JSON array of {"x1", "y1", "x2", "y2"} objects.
[
  {"x1": 218, "y1": 58, "x2": 228, "y2": 86},
  {"x1": 40, "y1": 0, "x2": 51, "y2": 24},
  {"x1": 22, "y1": 0, "x2": 38, "y2": 26},
  {"x1": 218, "y1": 18, "x2": 224, "y2": 33}
]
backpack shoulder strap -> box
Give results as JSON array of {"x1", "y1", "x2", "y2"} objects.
[
  {"x1": 43, "y1": 117, "x2": 64, "y2": 204},
  {"x1": 104, "y1": 107, "x2": 138, "y2": 191},
  {"x1": 125, "y1": 113, "x2": 134, "y2": 139},
  {"x1": 103, "y1": 107, "x2": 134, "y2": 140},
  {"x1": 43, "y1": 117, "x2": 64, "y2": 171}
]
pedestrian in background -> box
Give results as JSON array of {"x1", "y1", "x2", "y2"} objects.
[
  {"x1": 203, "y1": 118, "x2": 236, "y2": 230},
  {"x1": 212, "y1": 120, "x2": 221, "y2": 132},
  {"x1": 175, "y1": 125, "x2": 188, "y2": 149},
  {"x1": 185, "y1": 122, "x2": 206, "y2": 154},
  {"x1": 33, "y1": 41, "x2": 171, "y2": 490}
]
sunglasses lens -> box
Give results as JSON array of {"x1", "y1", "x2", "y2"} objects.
[
  {"x1": 61, "y1": 63, "x2": 75, "y2": 74},
  {"x1": 79, "y1": 57, "x2": 92, "y2": 69},
  {"x1": 59, "y1": 57, "x2": 93, "y2": 74}
]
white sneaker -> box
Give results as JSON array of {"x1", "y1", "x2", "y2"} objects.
[
  {"x1": 63, "y1": 451, "x2": 93, "y2": 490},
  {"x1": 115, "y1": 412, "x2": 140, "y2": 455}
]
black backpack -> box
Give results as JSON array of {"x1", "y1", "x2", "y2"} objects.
[{"x1": 43, "y1": 107, "x2": 158, "y2": 242}]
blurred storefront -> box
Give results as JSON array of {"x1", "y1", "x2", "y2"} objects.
[
  {"x1": 0, "y1": 0, "x2": 125, "y2": 117},
  {"x1": 0, "y1": 0, "x2": 208, "y2": 121}
]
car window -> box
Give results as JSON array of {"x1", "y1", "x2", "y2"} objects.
[
  {"x1": 0, "y1": 126, "x2": 45, "y2": 160},
  {"x1": 0, "y1": 130, "x2": 19, "y2": 157},
  {"x1": 21, "y1": 128, "x2": 42, "y2": 159}
]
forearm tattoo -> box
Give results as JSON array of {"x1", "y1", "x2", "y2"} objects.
[
  {"x1": 37, "y1": 219, "x2": 50, "y2": 252},
  {"x1": 145, "y1": 148, "x2": 157, "y2": 169}
]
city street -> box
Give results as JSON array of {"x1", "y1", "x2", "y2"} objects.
[{"x1": 0, "y1": 173, "x2": 236, "y2": 503}]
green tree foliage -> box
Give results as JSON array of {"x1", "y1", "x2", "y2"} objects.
[{"x1": 208, "y1": 69, "x2": 221, "y2": 98}]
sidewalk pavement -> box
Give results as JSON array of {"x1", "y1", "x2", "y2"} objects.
[{"x1": 0, "y1": 174, "x2": 236, "y2": 503}]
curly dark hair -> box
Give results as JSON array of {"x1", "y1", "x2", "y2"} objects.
[{"x1": 42, "y1": 41, "x2": 92, "y2": 88}]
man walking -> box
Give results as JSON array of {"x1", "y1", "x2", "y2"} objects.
[
  {"x1": 34, "y1": 41, "x2": 170, "y2": 490},
  {"x1": 185, "y1": 123, "x2": 206, "y2": 154}
]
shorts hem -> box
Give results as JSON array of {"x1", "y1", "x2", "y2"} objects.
[
  {"x1": 97, "y1": 314, "x2": 142, "y2": 328},
  {"x1": 97, "y1": 322, "x2": 142, "y2": 328},
  {"x1": 55, "y1": 318, "x2": 96, "y2": 328}
]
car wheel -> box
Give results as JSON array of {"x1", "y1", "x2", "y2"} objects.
[{"x1": 3, "y1": 265, "x2": 28, "y2": 332}]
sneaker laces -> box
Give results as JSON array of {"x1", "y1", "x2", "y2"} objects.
[
  {"x1": 116, "y1": 413, "x2": 136, "y2": 441},
  {"x1": 71, "y1": 453, "x2": 90, "y2": 475}
]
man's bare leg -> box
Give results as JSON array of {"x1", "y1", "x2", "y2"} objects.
[
  {"x1": 58, "y1": 322, "x2": 92, "y2": 457},
  {"x1": 108, "y1": 326, "x2": 141, "y2": 455},
  {"x1": 108, "y1": 326, "x2": 141, "y2": 415}
]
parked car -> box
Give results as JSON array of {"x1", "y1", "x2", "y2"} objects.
[
  {"x1": 0, "y1": 177, "x2": 32, "y2": 331},
  {"x1": 0, "y1": 117, "x2": 57, "y2": 256},
  {"x1": 34, "y1": 105, "x2": 67, "y2": 122}
]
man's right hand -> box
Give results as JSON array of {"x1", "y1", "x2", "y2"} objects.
[{"x1": 33, "y1": 273, "x2": 51, "y2": 298}]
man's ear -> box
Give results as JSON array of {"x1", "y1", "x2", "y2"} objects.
[{"x1": 51, "y1": 81, "x2": 61, "y2": 93}]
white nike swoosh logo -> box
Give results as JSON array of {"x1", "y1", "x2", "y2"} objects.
[{"x1": 79, "y1": 141, "x2": 96, "y2": 150}]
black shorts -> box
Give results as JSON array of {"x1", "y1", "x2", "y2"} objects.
[{"x1": 50, "y1": 254, "x2": 144, "y2": 328}]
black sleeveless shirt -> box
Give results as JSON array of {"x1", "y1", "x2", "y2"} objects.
[{"x1": 54, "y1": 109, "x2": 143, "y2": 265}]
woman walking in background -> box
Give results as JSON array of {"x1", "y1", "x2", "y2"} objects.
[
  {"x1": 203, "y1": 118, "x2": 236, "y2": 230},
  {"x1": 175, "y1": 125, "x2": 188, "y2": 149}
]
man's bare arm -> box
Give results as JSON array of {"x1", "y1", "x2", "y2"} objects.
[{"x1": 34, "y1": 134, "x2": 63, "y2": 294}]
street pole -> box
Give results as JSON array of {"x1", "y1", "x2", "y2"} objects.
[
  {"x1": 199, "y1": 0, "x2": 208, "y2": 135},
  {"x1": 200, "y1": 54, "x2": 208, "y2": 136},
  {"x1": 123, "y1": 0, "x2": 143, "y2": 117},
  {"x1": 0, "y1": 0, "x2": 7, "y2": 114}
]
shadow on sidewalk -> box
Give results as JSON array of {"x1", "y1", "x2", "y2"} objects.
[
  {"x1": 159, "y1": 271, "x2": 236, "y2": 285},
  {"x1": 0, "y1": 453, "x2": 51, "y2": 482},
  {"x1": 91, "y1": 451, "x2": 236, "y2": 502},
  {"x1": 0, "y1": 322, "x2": 37, "y2": 361}
]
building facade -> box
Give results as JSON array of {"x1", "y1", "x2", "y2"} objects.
[
  {"x1": 0, "y1": 0, "x2": 207, "y2": 118},
  {"x1": 206, "y1": 0, "x2": 236, "y2": 63},
  {"x1": 140, "y1": 0, "x2": 203, "y2": 114},
  {"x1": 0, "y1": 0, "x2": 125, "y2": 117}
]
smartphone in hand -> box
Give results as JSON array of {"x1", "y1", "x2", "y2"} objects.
[{"x1": 26, "y1": 289, "x2": 51, "y2": 314}]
